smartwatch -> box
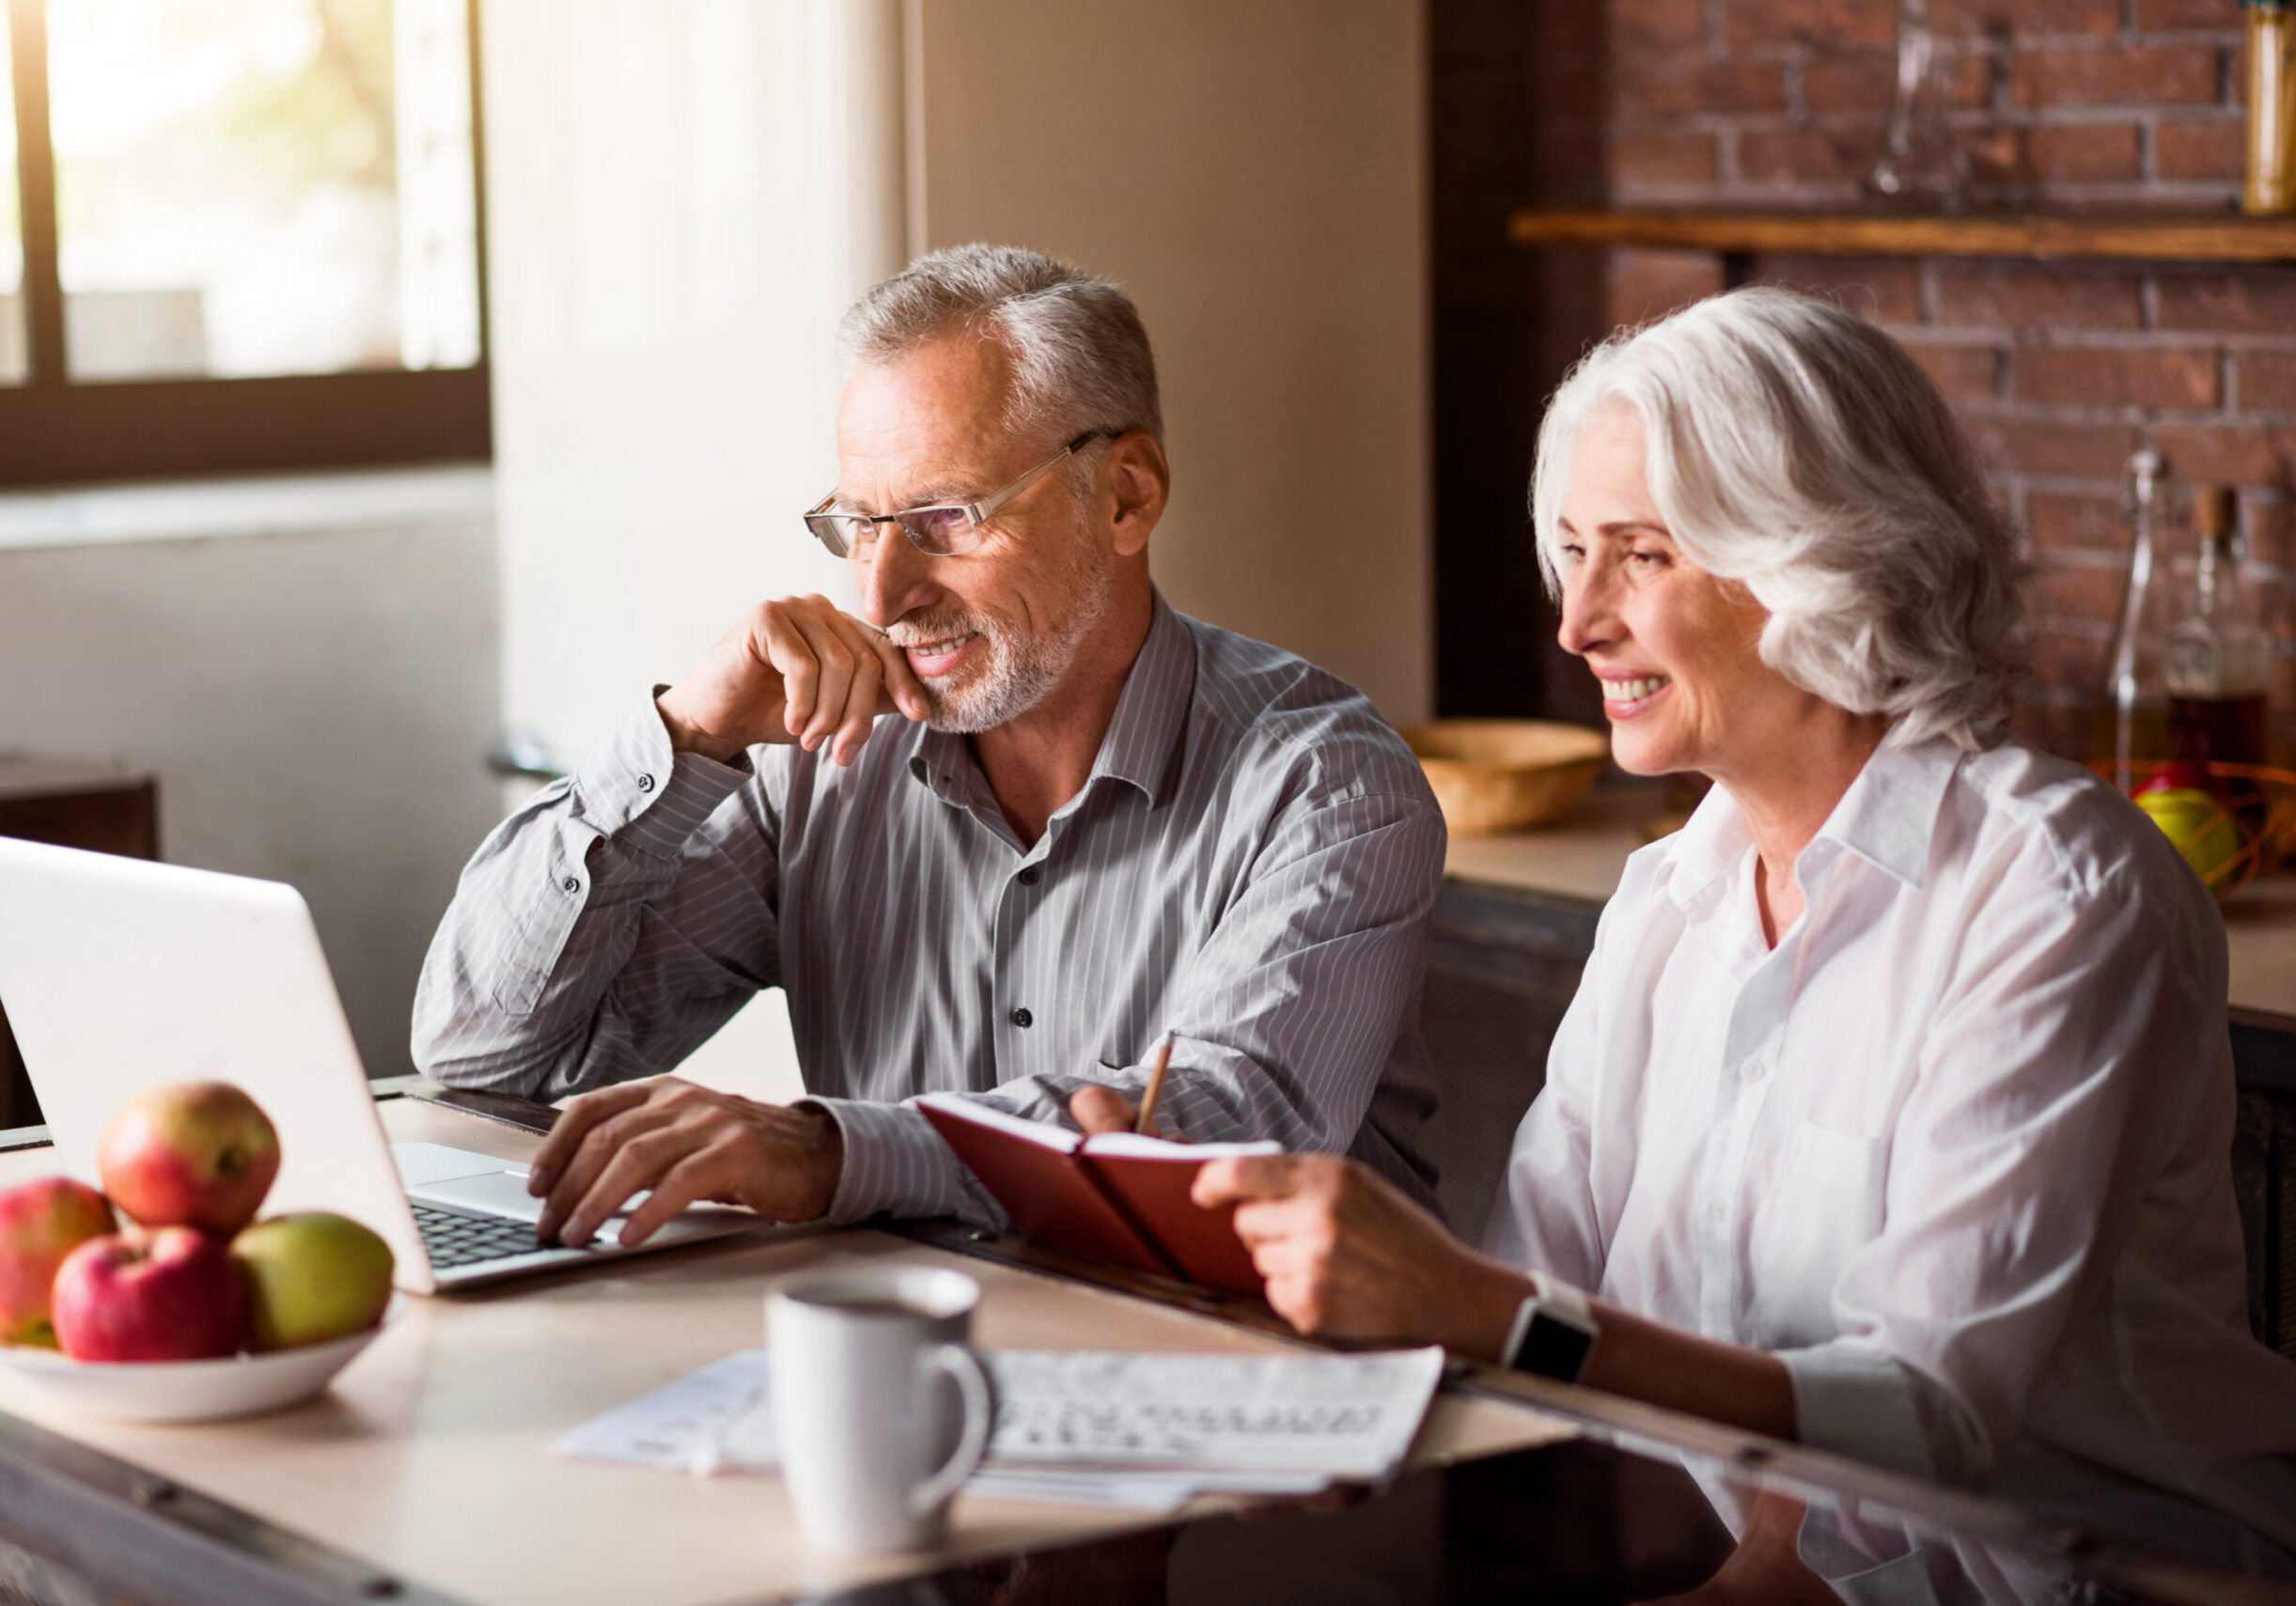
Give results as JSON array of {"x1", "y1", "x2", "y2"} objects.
[{"x1": 1501, "y1": 1273, "x2": 1600, "y2": 1382}]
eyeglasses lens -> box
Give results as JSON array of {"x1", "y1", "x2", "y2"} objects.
[
  {"x1": 897, "y1": 507, "x2": 976, "y2": 555},
  {"x1": 805, "y1": 507, "x2": 981, "y2": 558},
  {"x1": 805, "y1": 515, "x2": 862, "y2": 558}
]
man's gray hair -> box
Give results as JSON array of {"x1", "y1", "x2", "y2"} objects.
[
  {"x1": 1531, "y1": 286, "x2": 2028, "y2": 753},
  {"x1": 841, "y1": 243, "x2": 1164, "y2": 448}
]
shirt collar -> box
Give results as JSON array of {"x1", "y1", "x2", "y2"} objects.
[
  {"x1": 1659, "y1": 781, "x2": 1752, "y2": 913},
  {"x1": 1811, "y1": 732, "x2": 1962, "y2": 890},
  {"x1": 906, "y1": 588, "x2": 1195, "y2": 811},
  {"x1": 1089, "y1": 590, "x2": 1194, "y2": 807},
  {"x1": 1659, "y1": 731, "x2": 1963, "y2": 909}
]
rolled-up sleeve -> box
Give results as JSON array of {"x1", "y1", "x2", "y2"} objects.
[
  {"x1": 1776, "y1": 1342, "x2": 1938, "y2": 1480},
  {"x1": 409, "y1": 695, "x2": 779, "y2": 1099}
]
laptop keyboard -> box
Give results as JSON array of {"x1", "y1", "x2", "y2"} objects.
[{"x1": 412, "y1": 1201, "x2": 561, "y2": 1269}]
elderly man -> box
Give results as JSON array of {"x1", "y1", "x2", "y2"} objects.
[{"x1": 412, "y1": 244, "x2": 1443, "y2": 1249}]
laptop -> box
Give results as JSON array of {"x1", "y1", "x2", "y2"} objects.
[{"x1": 0, "y1": 838, "x2": 765, "y2": 1291}]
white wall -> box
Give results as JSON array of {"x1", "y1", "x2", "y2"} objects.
[
  {"x1": 914, "y1": 0, "x2": 1433, "y2": 722},
  {"x1": 0, "y1": 471, "x2": 501, "y2": 1085},
  {"x1": 481, "y1": 0, "x2": 904, "y2": 768},
  {"x1": 479, "y1": 0, "x2": 911, "y2": 1099}
]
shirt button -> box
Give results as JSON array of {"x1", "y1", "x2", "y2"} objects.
[
  {"x1": 1740, "y1": 1057, "x2": 1767, "y2": 1084},
  {"x1": 1018, "y1": 867, "x2": 1040, "y2": 886},
  {"x1": 1009, "y1": 1006, "x2": 1034, "y2": 1029},
  {"x1": 636, "y1": 773, "x2": 655, "y2": 793},
  {"x1": 561, "y1": 877, "x2": 580, "y2": 893},
  {"x1": 1707, "y1": 1203, "x2": 1726, "y2": 1224}
]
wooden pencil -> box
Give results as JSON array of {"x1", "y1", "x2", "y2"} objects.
[{"x1": 1134, "y1": 1029, "x2": 1177, "y2": 1136}]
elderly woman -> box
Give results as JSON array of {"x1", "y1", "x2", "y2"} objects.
[{"x1": 1082, "y1": 288, "x2": 2296, "y2": 1572}]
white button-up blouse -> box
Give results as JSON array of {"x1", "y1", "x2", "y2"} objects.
[{"x1": 1484, "y1": 735, "x2": 2296, "y2": 1546}]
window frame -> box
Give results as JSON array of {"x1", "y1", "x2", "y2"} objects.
[{"x1": 0, "y1": 0, "x2": 492, "y2": 488}]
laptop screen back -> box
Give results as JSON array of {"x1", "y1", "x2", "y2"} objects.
[{"x1": 0, "y1": 838, "x2": 431, "y2": 1289}]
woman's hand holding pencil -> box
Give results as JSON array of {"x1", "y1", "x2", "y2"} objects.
[{"x1": 1068, "y1": 1028, "x2": 1179, "y2": 1139}]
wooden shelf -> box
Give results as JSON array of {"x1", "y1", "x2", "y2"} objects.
[{"x1": 1507, "y1": 208, "x2": 2296, "y2": 264}]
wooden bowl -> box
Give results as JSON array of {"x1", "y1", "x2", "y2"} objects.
[{"x1": 1399, "y1": 720, "x2": 1610, "y2": 837}]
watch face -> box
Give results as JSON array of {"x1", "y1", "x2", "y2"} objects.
[{"x1": 1516, "y1": 1315, "x2": 1596, "y2": 1381}]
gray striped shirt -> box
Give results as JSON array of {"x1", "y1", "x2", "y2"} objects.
[{"x1": 411, "y1": 594, "x2": 1445, "y2": 1224}]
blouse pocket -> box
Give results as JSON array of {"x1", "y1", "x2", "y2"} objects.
[{"x1": 1747, "y1": 1120, "x2": 1888, "y2": 1349}]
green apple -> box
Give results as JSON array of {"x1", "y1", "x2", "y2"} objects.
[
  {"x1": 230, "y1": 1212, "x2": 394, "y2": 1351},
  {"x1": 2134, "y1": 787, "x2": 2241, "y2": 886}
]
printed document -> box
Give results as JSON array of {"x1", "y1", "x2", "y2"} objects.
[{"x1": 553, "y1": 1346, "x2": 1448, "y2": 1509}]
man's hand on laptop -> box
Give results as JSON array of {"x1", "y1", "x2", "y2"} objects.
[
  {"x1": 655, "y1": 594, "x2": 929, "y2": 768},
  {"x1": 527, "y1": 1078, "x2": 844, "y2": 1247}
]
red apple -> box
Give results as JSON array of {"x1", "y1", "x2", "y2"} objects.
[
  {"x1": 232, "y1": 1213, "x2": 394, "y2": 1351},
  {"x1": 98, "y1": 1082, "x2": 280, "y2": 1236},
  {"x1": 0, "y1": 1178, "x2": 117, "y2": 1348},
  {"x1": 52, "y1": 1227, "x2": 245, "y2": 1362}
]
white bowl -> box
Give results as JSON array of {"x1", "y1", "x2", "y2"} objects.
[{"x1": 0, "y1": 1302, "x2": 397, "y2": 1424}]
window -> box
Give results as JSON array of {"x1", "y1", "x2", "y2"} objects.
[
  {"x1": 1, "y1": 17, "x2": 24, "y2": 384},
  {"x1": 0, "y1": 0, "x2": 488, "y2": 485}
]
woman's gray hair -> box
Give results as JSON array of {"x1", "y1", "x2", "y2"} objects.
[
  {"x1": 1531, "y1": 286, "x2": 2028, "y2": 752},
  {"x1": 840, "y1": 243, "x2": 1164, "y2": 458}
]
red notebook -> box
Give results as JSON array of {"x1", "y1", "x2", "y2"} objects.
[{"x1": 915, "y1": 1094, "x2": 1280, "y2": 1294}]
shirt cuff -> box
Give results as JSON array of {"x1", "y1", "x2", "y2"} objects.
[
  {"x1": 806, "y1": 1097, "x2": 992, "y2": 1226},
  {"x1": 1777, "y1": 1340, "x2": 1937, "y2": 1482},
  {"x1": 570, "y1": 694, "x2": 754, "y2": 859},
  {"x1": 1793, "y1": 1506, "x2": 1934, "y2": 1601}
]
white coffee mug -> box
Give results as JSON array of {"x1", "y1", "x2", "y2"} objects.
[{"x1": 767, "y1": 1266, "x2": 994, "y2": 1552}]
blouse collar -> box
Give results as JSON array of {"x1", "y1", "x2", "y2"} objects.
[{"x1": 1660, "y1": 733, "x2": 1966, "y2": 912}]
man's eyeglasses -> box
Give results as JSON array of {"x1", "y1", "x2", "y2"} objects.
[{"x1": 802, "y1": 429, "x2": 1116, "y2": 559}]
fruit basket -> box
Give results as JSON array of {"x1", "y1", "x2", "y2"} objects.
[
  {"x1": 1399, "y1": 720, "x2": 1610, "y2": 837},
  {"x1": 0, "y1": 1297, "x2": 398, "y2": 1423},
  {"x1": 2094, "y1": 760, "x2": 2296, "y2": 897}
]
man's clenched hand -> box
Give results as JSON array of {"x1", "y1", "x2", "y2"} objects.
[{"x1": 656, "y1": 594, "x2": 929, "y2": 767}]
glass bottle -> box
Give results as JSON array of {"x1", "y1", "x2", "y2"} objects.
[
  {"x1": 2165, "y1": 485, "x2": 2273, "y2": 768},
  {"x1": 1864, "y1": 0, "x2": 1971, "y2": 212},
  {"x1": 2094, "y1": 450, "x2": 2178, "y2": 793},
  {"x1": 2248, "y1": 0, "x2": 2296, "y2": 216}
]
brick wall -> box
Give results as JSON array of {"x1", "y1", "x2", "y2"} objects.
[
  {"x1": 1577, "y1": 0, "x2": 2296, "y2": 764},
  {"x1": 1613, "y1": 0, "x2": 2248, "y2": 212}
]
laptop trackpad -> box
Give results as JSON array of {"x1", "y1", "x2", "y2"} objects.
[
  {"x1": 408, "y1": 1170, "x2": 554, "y2": 1225},
  {"x1": 393, "y1": 1141, "x2": 532, "y2": 1187},
  {"x1": 405, "y1": 1167, "x2": 656, "y2": 1232}
]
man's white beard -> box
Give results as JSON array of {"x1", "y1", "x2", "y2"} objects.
[{"x1": 903, "y1": 543, "x2": 1116, "y2": 736}]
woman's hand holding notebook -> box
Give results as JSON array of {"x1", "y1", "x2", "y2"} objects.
[{"x1": 914, "y1": 1093, "x2": 1280, "y2": 1293}]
